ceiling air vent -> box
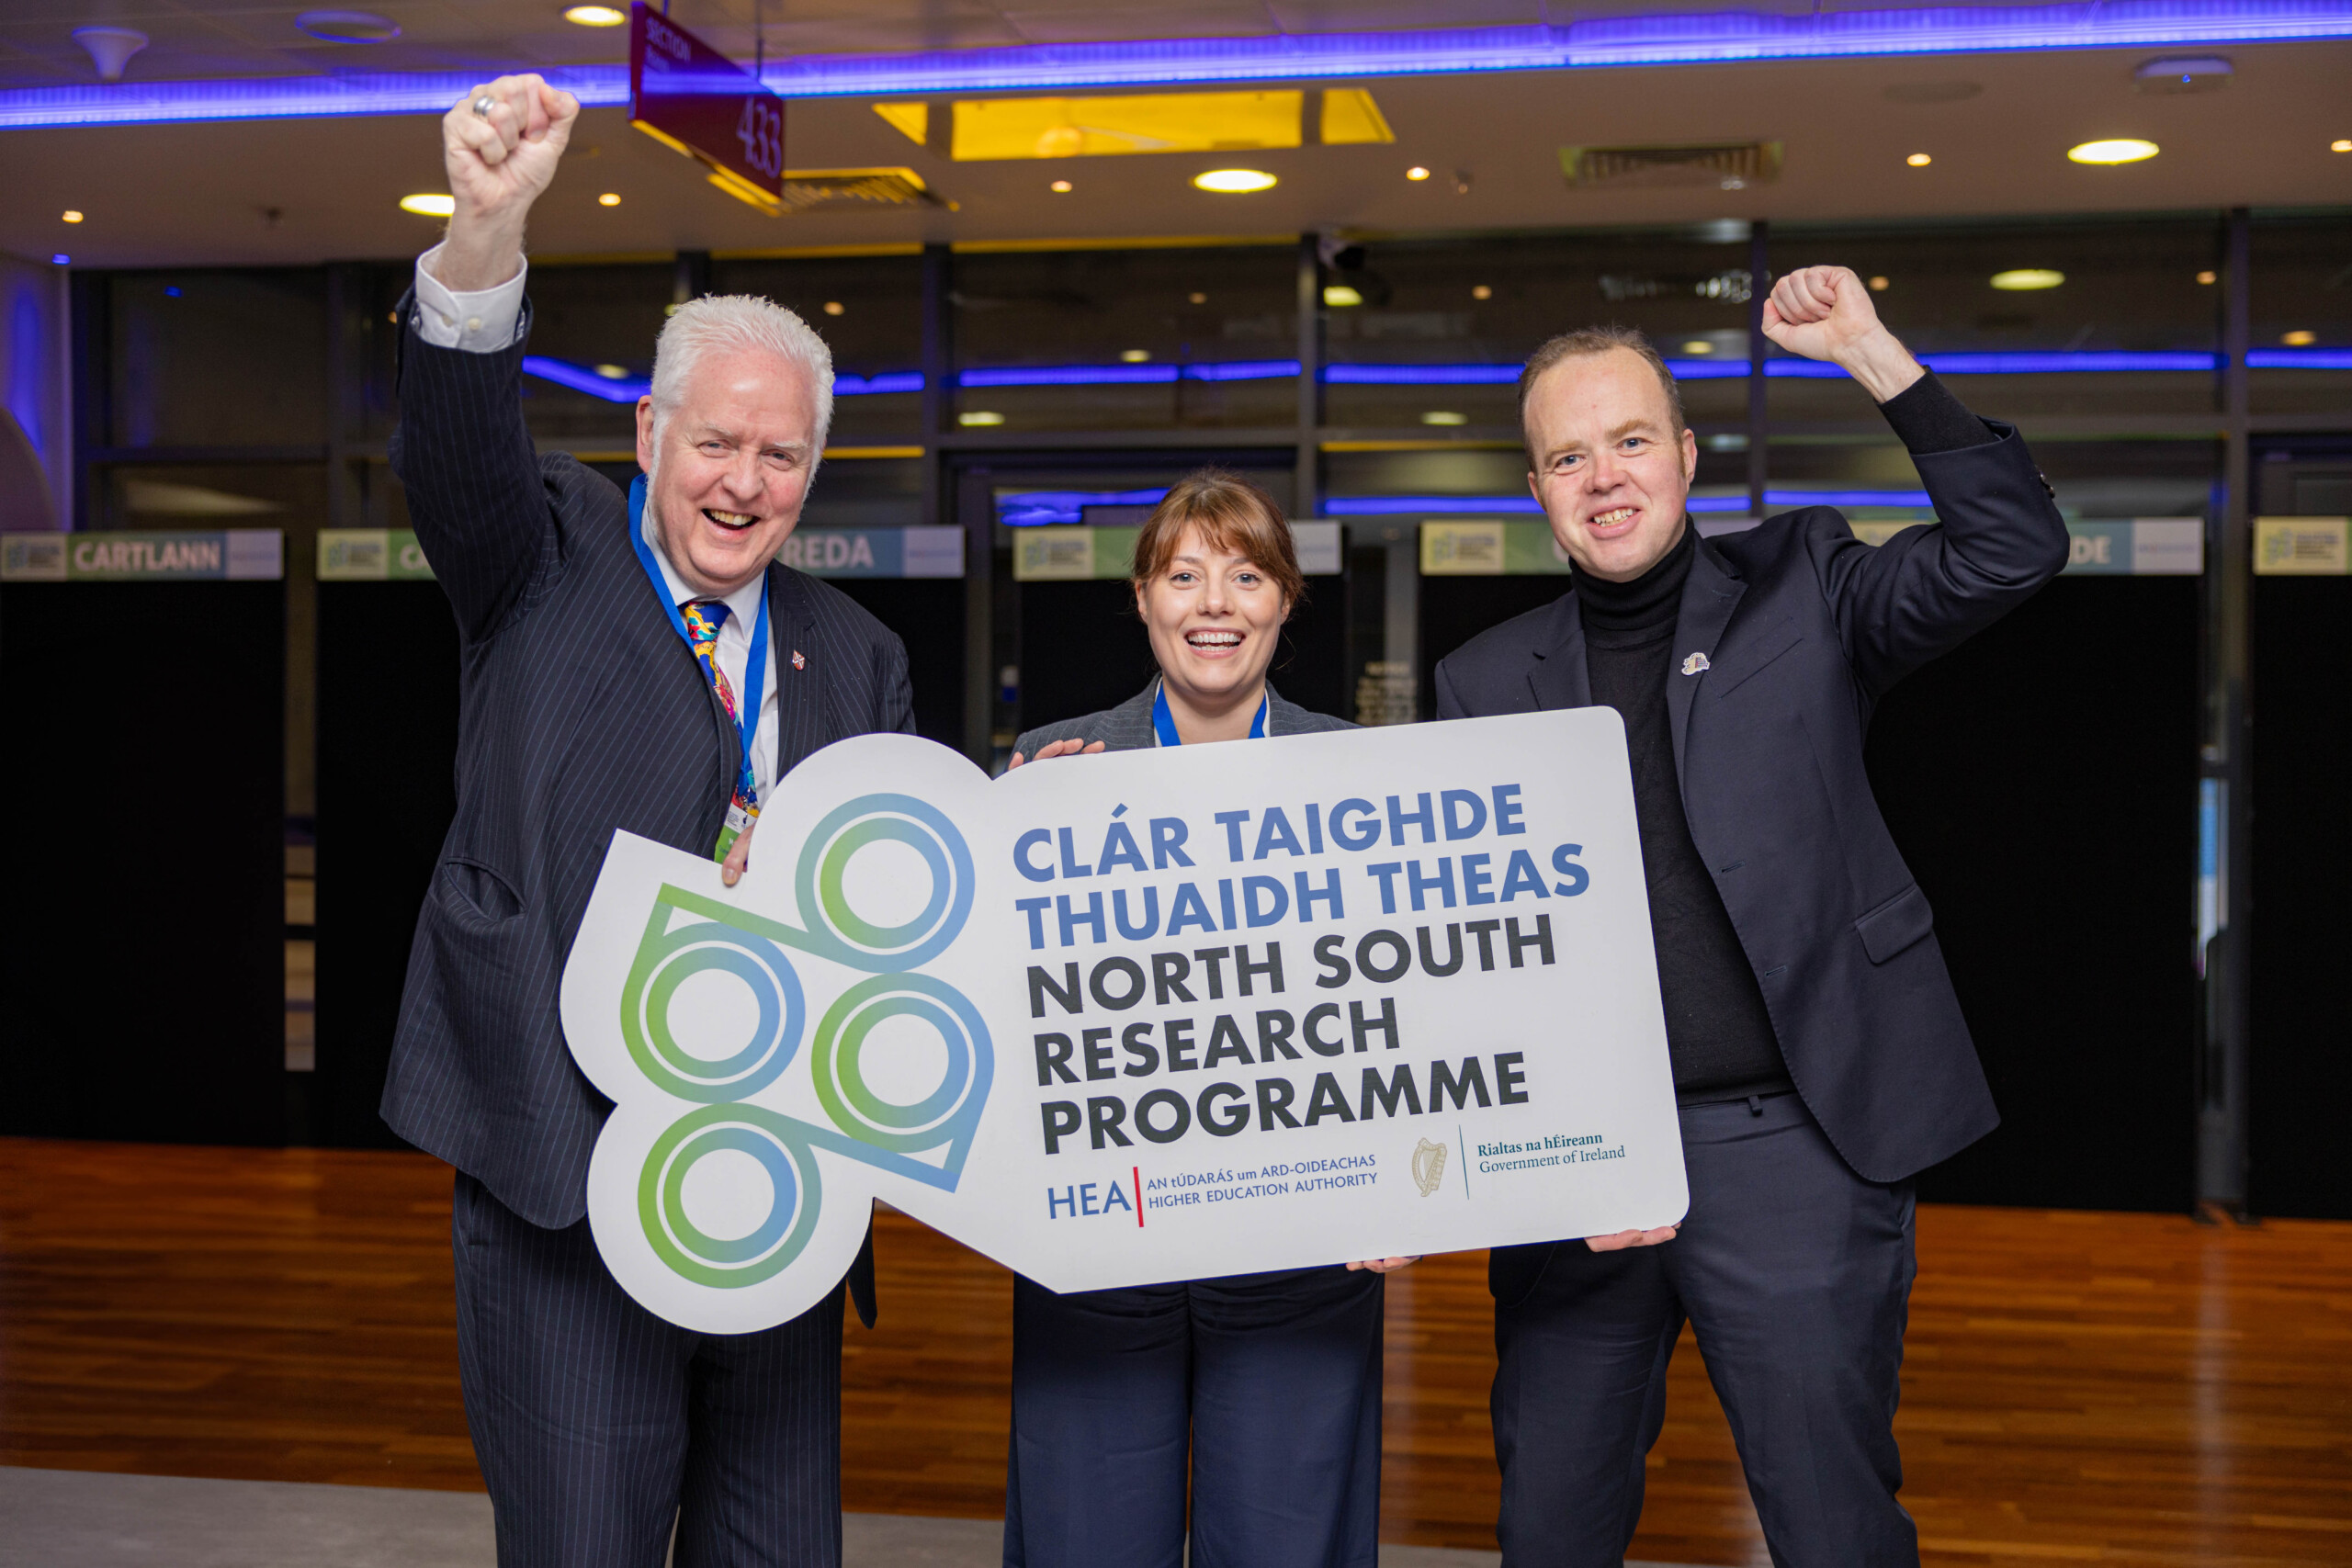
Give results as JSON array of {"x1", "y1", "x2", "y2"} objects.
[
  {"x1": 1558, "y1": 141, "x2": 1782, "y2": 191},
  {"x1": 764, "y1": 168, "x2": 955, "y2": 215}
]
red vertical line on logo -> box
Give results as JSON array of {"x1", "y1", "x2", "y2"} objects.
[{"x1": 1133, "y1": 1166, "x2": 1145, "y2": 1226}]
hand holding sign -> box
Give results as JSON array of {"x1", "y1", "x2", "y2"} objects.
[
  {"x1": 562, "y1": 714, "x2": 1687, "y2": 1334},
  {"x1": 435, "y1": 73, "x2": 580, "y2": 292}
]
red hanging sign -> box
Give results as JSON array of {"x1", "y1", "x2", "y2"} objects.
[{"x1": 628, "y1": 1, "x2": 786, "y2": 214}]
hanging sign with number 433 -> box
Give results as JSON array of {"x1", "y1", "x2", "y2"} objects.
[{"x1": 628, "y1": 1, "x2": 786, "y2": 214}]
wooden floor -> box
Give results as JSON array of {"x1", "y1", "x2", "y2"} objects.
[{"x1": 3, "y1": 1140, "x2": 2347, "y2": 1564}]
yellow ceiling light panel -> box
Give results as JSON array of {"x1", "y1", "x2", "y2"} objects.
[
  {"x1": 874, "y1": 102, "x2": 928, "y2": 146},
  {"x1": 1319, "y1": 88, "x2": 1393, "y2": 145},
  {"x1": 951, "y1": 92, "x2": 1303, "y2": 162}
]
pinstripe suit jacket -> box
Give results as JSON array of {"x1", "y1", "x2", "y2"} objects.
[
  {"x1": 1015, "y1": 681, "x2": 1353, "y2": 759},
  {"x1": 382, "y1": 311, "x2": 914, "y2": 1262}
]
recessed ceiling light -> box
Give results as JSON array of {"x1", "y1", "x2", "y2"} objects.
[
  {"x1": 1049, "y1": 178, "x2": 1073, "y2": 193},
  {"x1": 62, "y1": 209, "x2": 83, "y2": 222},
  {"x1": 1869, "y1": 275, "x2": 1891, "y2": 291},
  {"x1": 958, "y1": 411, "x2": 1004, "y2": 426},
  {"x1": 2067, "y1": 138, "x2": 2159, "y2": 164},
  {"x1": 1194, "y1": 168, "x2": 1276, "y2": 193},
  {"x1": 1682, "y1": 341, "x2": 1713, "y2": 355},
  {"x1": 1188, "y1": 291, "x2": 1207, "y2": 304},
  {"x1": 1990, "y1": 268, "x2": 2065, "y2": 290},
  {"x1": 1323, "y1": 284, "x2": 1363, "y2": 308},
  {"x1": 1905, "y1": 152, "x2": 1932, "y2": 166},
  {"x1": 1471, "y1": 285, "x2": 1492, "y2": 300},
  {"x1": 1421, "y1": 411, "x2": 1467, "y2": 425},
  {"x1": 596, "y1": 192, "x2": 620, "y2": 207},
  {"x1": 1119, "y1": 349, "x2": 1151, "y2": 363},
  {"x1": 400, "y1": 193, "x2": 456, "y2": 217},
  {"x1": 296, "y1": 10, "x2": 401, "y2": 43},
  {"x1": 2334, "y1": 139, "x2": 2352, "y2": 152},
  {"x1": 1406, "y1": 166, "x2": 1430, "y2": 181},
  {"x1": 563, "y1": 5, "x2": 627, "y2": 25},
  {"x1": 2282, "y1": 330, "x2": 2317, "y2": 346},
  {"x1": 2197, "y1": 269, "x2": 2217, "y2": 284},
  {"x1": 823, "y1": 301, "x2": 845, "y2": 316},
  {"x1": 594, "y1": 363, "x2": 628, "y2": 378}
]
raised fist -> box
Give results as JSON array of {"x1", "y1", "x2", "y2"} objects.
[
  {"x1": 431, "y1": 73, "x2": 579, "y2": 291},
  {"x1": 1760, "y1": 264, "x2": 1923, "y2": 401},
  {"x1": 1759, "y1": 265, "x2": 1882, "y2": 363}
]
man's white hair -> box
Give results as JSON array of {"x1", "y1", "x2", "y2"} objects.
[{"x1": 649, "y1": 293, "x2": 835, "y2": 464}]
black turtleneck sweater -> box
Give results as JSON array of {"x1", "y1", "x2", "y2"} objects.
[{"x1": 1579, "y1": 370, "x2": 1993, "y2": 1103}]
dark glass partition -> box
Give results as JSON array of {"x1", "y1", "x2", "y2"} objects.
[{"x1": 952, "y1": 246, "x2": 1298, "y2": 433}]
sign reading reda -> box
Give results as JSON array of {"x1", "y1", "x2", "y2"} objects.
[{"x1": 562, "y1": 711, "x2": 1685, "y2": 1333}]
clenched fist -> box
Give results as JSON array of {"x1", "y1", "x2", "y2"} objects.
[
  {"x1": 431, "y1": 73, "x2": 580, "y2": 293},
  {"x1": 1760, "y1": 265, "x2": 1925, "y2": 403}
]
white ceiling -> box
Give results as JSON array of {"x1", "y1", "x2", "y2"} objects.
[{"x1": 1, "y1": 9, "x2": 2346, "y2": 268}]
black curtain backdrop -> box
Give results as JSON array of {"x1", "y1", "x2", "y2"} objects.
[
  {"x1": 828, "y1": 577, "x2": 966, "y2": 750},
  {"x1": 1868, "y1": 577, "x2": 2199, "y2": 1212},
  {"x1": 314, "y1": 581, "x2": 458, "y2": 1149},
  {"x1": 2249, "y1": 576, "x2": 2351, "y2": 1220},
  {"x1": 1, "y1": 581, "x2": 286, "y2": 1144}
]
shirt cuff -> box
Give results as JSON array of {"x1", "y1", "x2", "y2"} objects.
[
  {"x1": 1876, "y1": 370, "x2": 1996, "y2": 456},
  {"x1": 413, "y1": 244, "x2": 528, "y2": 353}
]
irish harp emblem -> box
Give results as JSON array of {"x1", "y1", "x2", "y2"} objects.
[{"x1": 1411, "y1": 1138, "x2": 1448, "y2": 1197}]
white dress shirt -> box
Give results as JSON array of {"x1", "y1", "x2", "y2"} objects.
[{"x1": 414, "y1": 245, "x2": 782, "y2": 804}]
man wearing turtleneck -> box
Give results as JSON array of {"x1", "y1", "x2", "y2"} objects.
[{"x1": 1434, "y1": 265, "x2": 2069, "y2": 1568}]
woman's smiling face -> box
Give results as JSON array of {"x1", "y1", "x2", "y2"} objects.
[{"x1": 1136, "y1": 522, "x2": 1291, "y2": 714}]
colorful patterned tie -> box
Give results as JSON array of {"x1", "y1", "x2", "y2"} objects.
[{"x1": 682, "y1": 599, "x2": 761, "y2": 861}]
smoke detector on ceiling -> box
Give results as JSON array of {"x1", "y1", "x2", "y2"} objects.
[
  {"x1": 2135, "y1": 56, "x2": 2233, "y2": 94},
  {"x1": 297, "y1": 11, "x2": 403, "y2": 43},
  {"x1": 73, "y1": 27, "x2": 149, "y2": 82}
]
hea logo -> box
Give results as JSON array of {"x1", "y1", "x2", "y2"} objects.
[{"x1": 618, "y1": 794, "x2": 992, "y2": 1290}]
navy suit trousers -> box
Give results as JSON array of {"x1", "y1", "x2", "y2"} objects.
[
  {"x1": 1490, "y1": 1094, "x2": 1919, "y2": 1568},
  {"x1": 1003, "y1": 1266, "x2": 1383, "y2": 1568},
  {"x1": 452, "y1": 1173, "x2": 846, "y2": 1568}
]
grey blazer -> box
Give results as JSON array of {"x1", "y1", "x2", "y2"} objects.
[{"x1": 1015, "y1": 680, "x2": 1353, "y2": 758}]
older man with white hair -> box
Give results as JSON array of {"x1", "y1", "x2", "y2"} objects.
[{"x1": 380, "y1": 73, "x2": 910, "y2": 1568}]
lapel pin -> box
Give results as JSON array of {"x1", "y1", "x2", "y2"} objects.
[
  {"x1": 1681, "y1": 652, "x2": 1711, "y2": 676},
  {"x1": 791, "y1": 649, "x2": 807, "y2": 671}
]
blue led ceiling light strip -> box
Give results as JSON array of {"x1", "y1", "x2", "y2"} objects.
[
  {"x1": 526, "y1": 348, "x2": 2346, "y2": 406},
  {"x1": 2248, "y1": 346, "x2": 2352, "y2": 368},
  {"x1": 997, "y1": 487, "x2": 1171, "y2": 525},
  {"x1": 958, "y1": 360, "x2": 1301, "y2": 388},
  {"x1": 1321, "y1": 491, "x2": 1930, "y2": 515},
  {"x1": 522, "y1": 355, "x2": 647, "y2": 401},
  {"x1": 748, "y1": 0, "x2": 2352, "y2": 95},
  {"x1": 7, "y1": 1, "x2": 2352, "y2": 127},
  {"x1": 522, "y1": 359, "x2": 922, "y2": 400}
]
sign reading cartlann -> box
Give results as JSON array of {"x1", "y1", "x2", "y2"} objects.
[{"x1": 562, "y1": 711, "x2": 1684, "y2": 1333}]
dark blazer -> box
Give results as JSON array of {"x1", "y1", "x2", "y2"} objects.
[
  {"x1": 1434, "y1": 423, "x2": 2068, "y2": 1183},
  {"x1": 1015, "y1": 680, "x2": 1353, "y2": 759},
  {"x1": 381, "y1": 310, "x2": 914, "y2": 1277}
]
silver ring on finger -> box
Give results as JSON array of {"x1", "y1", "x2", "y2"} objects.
[{"x1": 472, "y1": 95, "x2": 495, "y2": 118}]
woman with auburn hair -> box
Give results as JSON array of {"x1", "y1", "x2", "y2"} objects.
[{"x1": 1002, "y1": 468, "x2": 1412, "y2": 1568}]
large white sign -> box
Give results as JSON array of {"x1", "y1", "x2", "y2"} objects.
[{"x1": 562, "y1": 711, "x2": 1685, "y2": 1333}]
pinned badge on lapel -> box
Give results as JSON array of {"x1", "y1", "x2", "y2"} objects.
[
  {"x1": 791, "y1": 650, "x2": 807, "y2": 671},
  {"x1": 1681, "y1": 652, "x2": 1711, "y2": 676}
]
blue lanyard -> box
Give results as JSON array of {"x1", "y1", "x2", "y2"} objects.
[
  {"x1": 628, "y1": 476, "x2": 769, "y2": 768},
  {"x1": 1153, "y1": 680, "x2": 1268, "y2": 746}
]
